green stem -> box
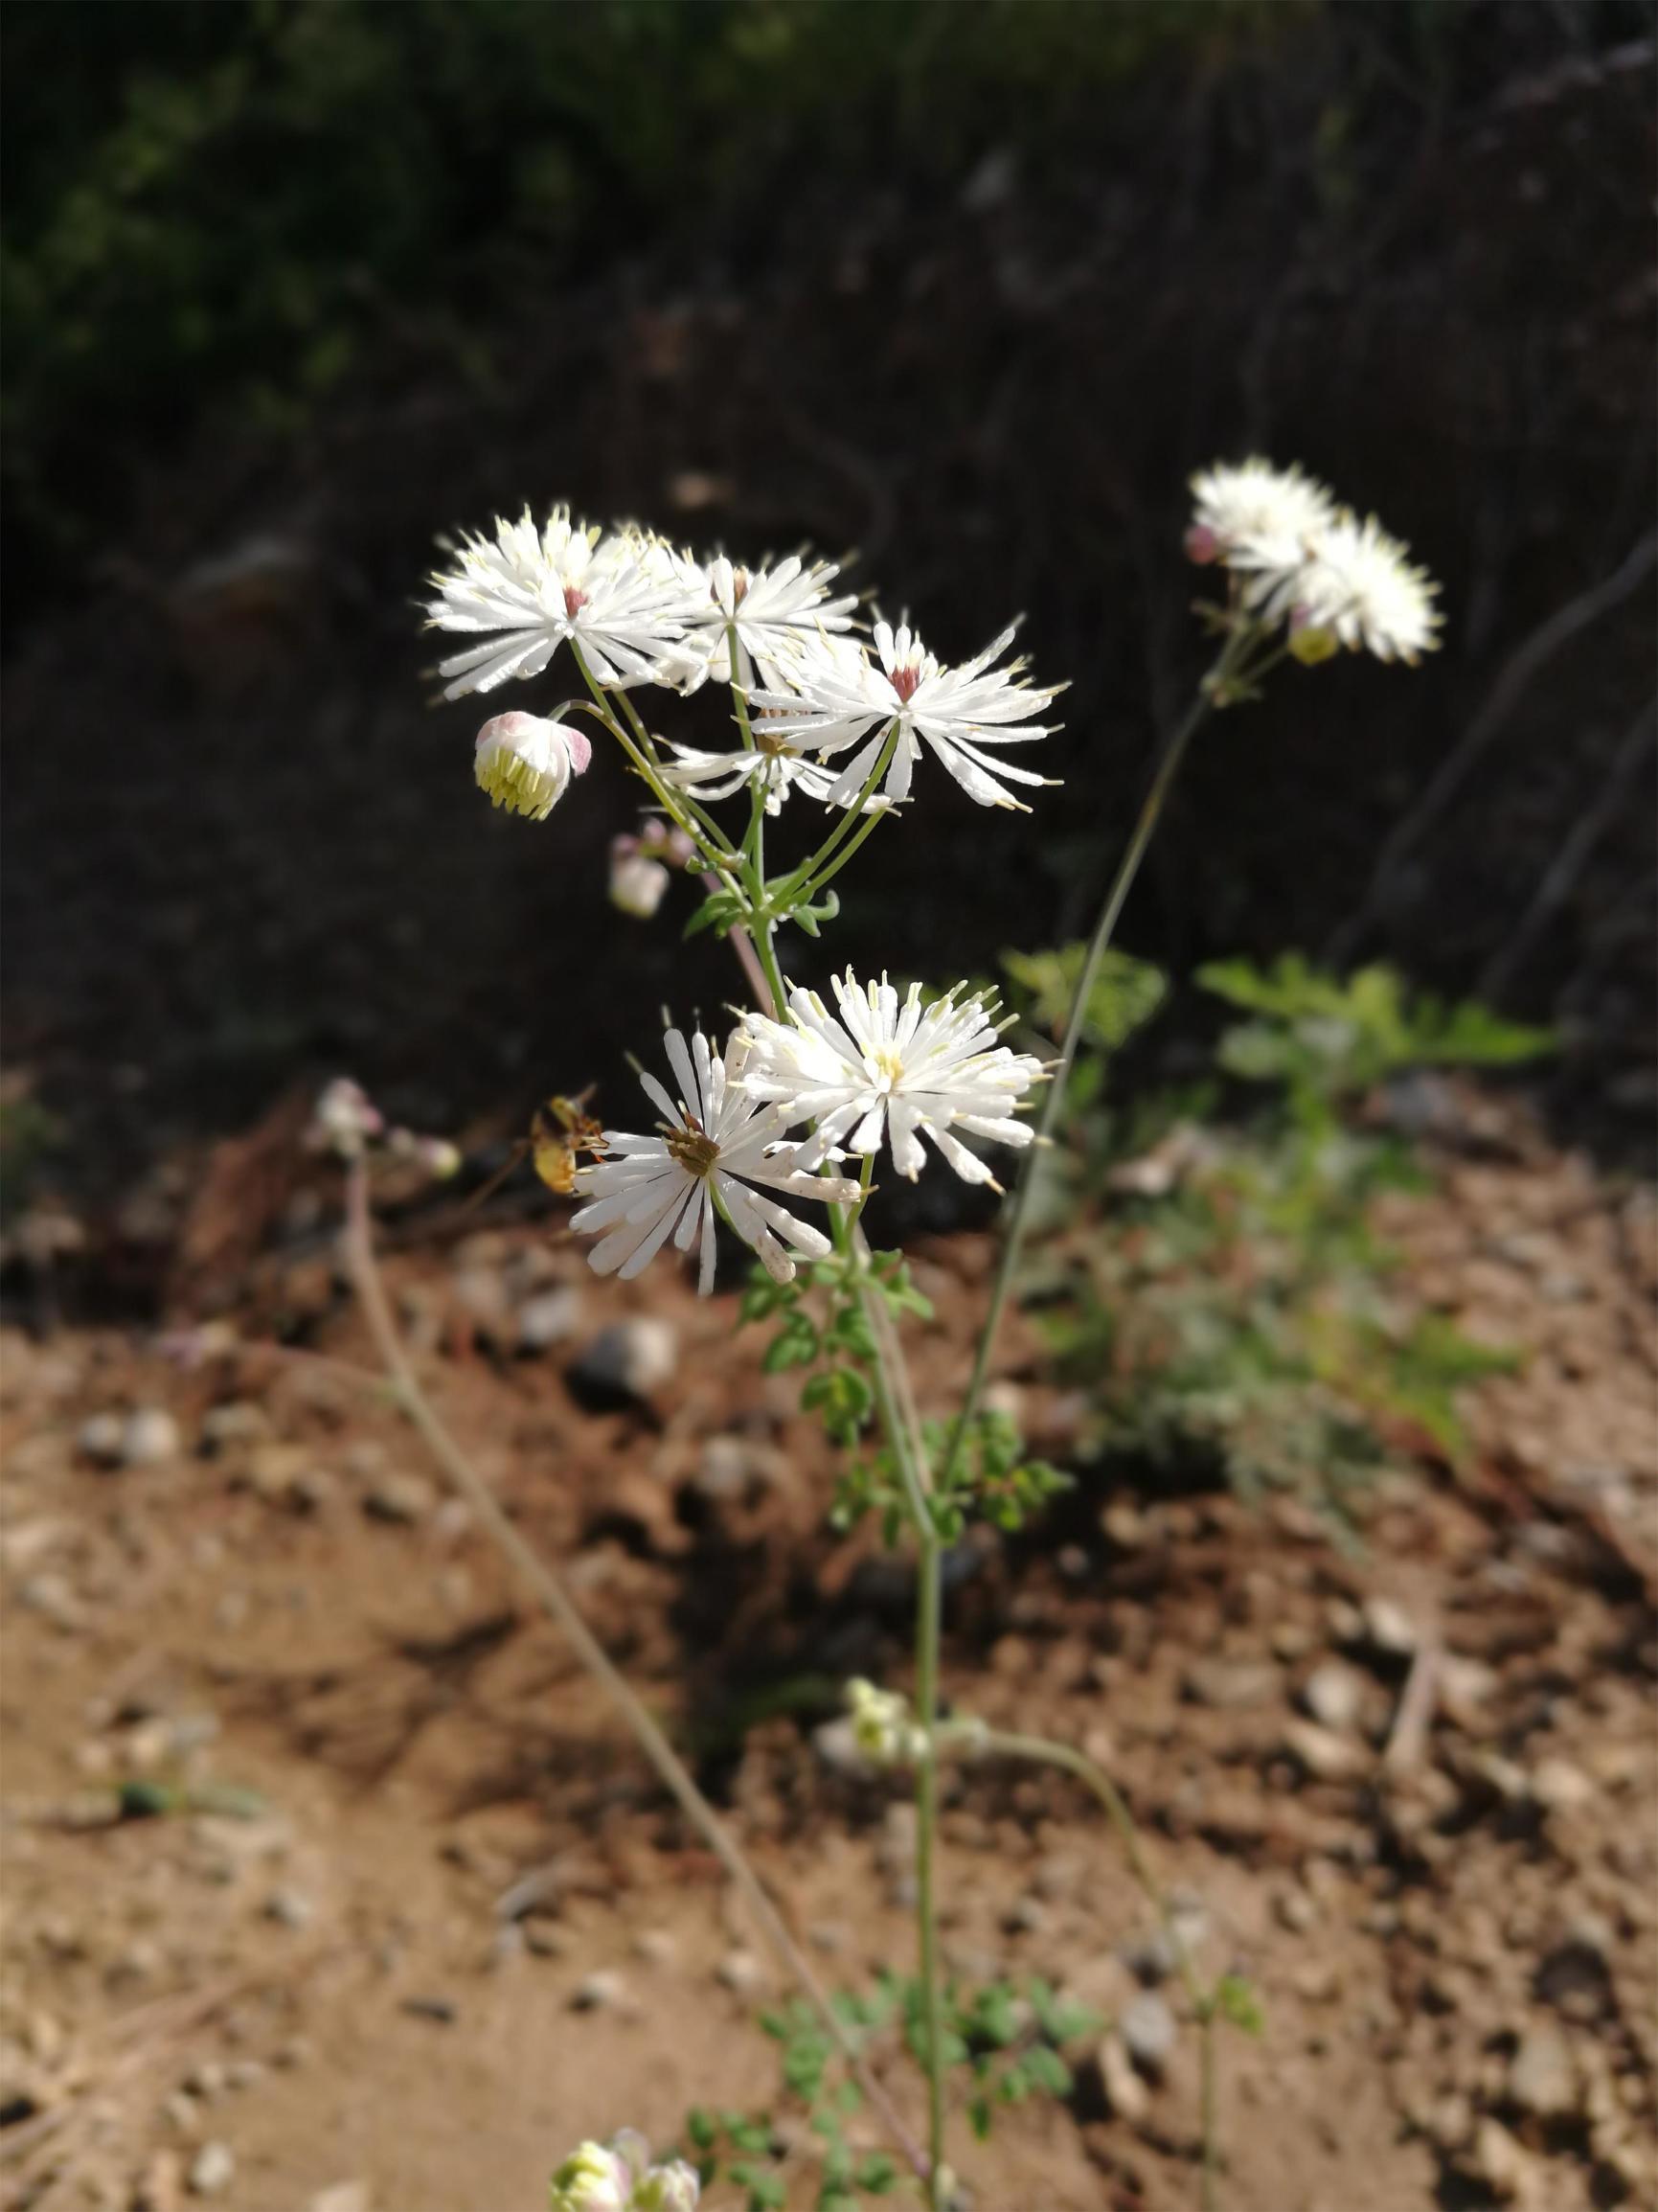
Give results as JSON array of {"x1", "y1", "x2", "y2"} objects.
[
  {"x1": 914, "y1": 1538, "x2": 946, "y2": 2202},
  {"x1": 794, "y1": 793, "x2": 892, "y2": 905},
  {"x1": 570, "y1": 644, "x2": 732, "y2": 862},
  {"x1": 789, "y1": 722, "x2": 900, "y2": 904},
  {"x1": 984, "y1": 1727, "x2": 1218, "y2": 2209},
  {"x1": 937, "y1": 628, "x2": 1252, "y2": 1496},
  {"x1": 850, "y1": 1273, "x2": 946, "y2": 2204}
]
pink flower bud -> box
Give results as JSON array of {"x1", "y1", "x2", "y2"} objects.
[
  {"x1": 608, "y1": 838, "x2": 671, "y2": 919},
  {"x1": 1183, "y1": 523, "x2": 1221, "y2": 565}
]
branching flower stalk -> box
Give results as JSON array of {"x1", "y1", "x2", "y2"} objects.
[
  {"x1": 393, "y1": 469, "x2": 1441, "y2": 2206},
  {"x1": 338, "y1": 1154, "x2": 929, "y2": 2184}
]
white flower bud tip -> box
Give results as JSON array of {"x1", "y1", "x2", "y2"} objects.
[
  {"x1": 548, "y1": 2133, "x2": 698, "y2": 2212},
  {"x1": 474, "y1": 712, "x2": 591, "y2": 820},
  {"x1": 548, "y1": 2142, "x2": 630, "y2": 2212},
  {"x1": 307, "y1": 1077, "x2": 383, "y2": 1159}
]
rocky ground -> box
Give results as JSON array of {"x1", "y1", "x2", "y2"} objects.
[{"x1": 1, "y1": 1089, "x2": 1655, "y2": 2212}]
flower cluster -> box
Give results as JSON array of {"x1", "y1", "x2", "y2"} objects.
[
  {"x1": 570, "y1": 974, "x2": 1045, "y2": 1295},
  {"x1": 1187, "y1": 458, "x2": 1442, "y2": 666},
  {"x1": 426, "y1": 506, "x2": 1063, "y2": 818},
  {"x1": 548, "y1": 2132, "x2": 697, "y2": 2212},
  {"x1": 845, "y1": 1679, "x2": 989, "y2": 1769},
  {"x1": 847, "y1": 1677, "x2": 927, "y2": 1767}
]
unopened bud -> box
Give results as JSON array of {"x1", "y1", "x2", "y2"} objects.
[
  {"x1": 633, "y1": 2162, "x2": 700, "y2": 2212},
  {"x1": 637, "y1": 819, "x2": 696, "y2": 869},
  {"x1": 307, "y1": 1078, "x2": 383, "y2": 1160},
  {"x1": 847, "y1": 1677, "x2": 924, "y2": 1768},
  {"x1": 548, "y1": 2143, "x2": 631, "y2": 2212},
  {"x1": 1183, "y1": 523, "x2": 1221, "y2": 565},
  {"x1": 609, "y1": 841, "x2": 671, "y2": 920},
  {"x1": 475, "y1": 713, "x2": 592, "y2": 820},
  {"x1": 387, "y1": 1128, "x2": 463, "y2": 1179},
  {"x1": 1286, "y1": 611, "x2": 1339, "y2": 666}
]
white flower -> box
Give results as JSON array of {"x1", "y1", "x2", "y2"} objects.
[
  {"x1": 747, "y1": 619, "x2": 1062, "y2": 810},
  {"x1": 426, "y1": 508, "x2": 695, "y2": 696},
  {"x1": 738, "y1": 970, "x2": 1047, "y2": 1187},
  {"x1": 1186, "y1": 457, "x2": 1336, "y2": 595},
  {"x1": 661, "y1": 730, "x2": 886, "y2": 815},
  {"x1": 666, "y1": 553, "x2": 859, "y2": 694},
  {"x1": 571, "y1": 1028, "x2": 861, "y2": 1296},
  {"x1": 1268, "y1": 508, "x2": 1442, "y2": 665},
  {"x1": 474, "y1": 712, "x2": 592, "y2": 819}
]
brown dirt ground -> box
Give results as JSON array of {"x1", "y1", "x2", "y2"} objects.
[{"x1": 1, "y1": 1088, "x2": 1655, "y2": 2212}]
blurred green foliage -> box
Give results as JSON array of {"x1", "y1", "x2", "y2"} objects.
[
  {"x1": 1198, "y1": 953, "x2": 1555, "y2": 1107},
  {"x1": 2, "y1": 0, "x2": 1303, "y2": 585},
  {"x1": 1020, "y1": 952, "x2": 1547, "y2": 1518}
]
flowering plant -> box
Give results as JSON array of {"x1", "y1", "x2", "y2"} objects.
[{"x1": 391, "y1": 463, "x2": 1441, "y2": 2205}]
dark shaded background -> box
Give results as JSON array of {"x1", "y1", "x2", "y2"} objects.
[{"x1": 4, "y1": 0, "x2": 1655, "y2": 1239}]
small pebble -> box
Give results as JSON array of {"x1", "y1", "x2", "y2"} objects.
[
  {"x1": 1097, "y1": 2031, "x2": 1149, "y2": 2122},
  {"x1": 77, "y1": 1413, "x2": 125, "y2": 1466},
  {"x1": 1274, "y1": 1886, "x2": 1319, "y2": 1934},
  {"x1": 1183, "y1": 1657, "x2": 1280, "y2": 1711},
  {"x1": 262, "y1": 1887, "x2": 314, "y2": 1931},
  {"x1": 717, "y1": 1950, "x2": 765, "y2": 1996},
  {"x1": 187, "y1": 2142, "x2": 235, "y2": 2197},
  {"x1": 516, "y1": 1287, "x2": 584, "y2": 1352},
  {"x1": 1302, "y1": 1661, "x2": 1365, "y2": 1733},
  {"x1": 1283, "y1": 1719, "x2": 1366, "y2": 1782},
  {"x1": 570, "y1": 1319, "x2": 678, "y2": 1402},
  {"x1": 308, "y1": 2186, "x2": 372, "y2": 2212},
  {"x1": 1119, "y1": 1990, "x2": 1177, "y2": 2076},
  {"x1": 199, "y1": 1402, "x2": 270, "y2": 1452},
  {"x1": 1509, "y1": 2023, "x2": 1578, "y2": 2119},
  {"x1": 1530, "y1": 1758, "x2": 1594, "y2": 1813},
  {"x1": 571, "y1": 1970, "x2": 625, "y2": 2012},
  {"x1": 1362, "y1": 1597, "x2": 1418, "y2": 1657},
  {"x1": 122, "y1": 1408, "x2": 181, "y2": 1467},
  {"x1": 362, "y1": 1473, "x2": 436, "y2": 1525}
]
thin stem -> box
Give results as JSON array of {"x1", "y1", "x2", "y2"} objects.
[
  {"x1": 983, "y1": 1727, "x2": 1219, "y2": 2210},
  {"x1": 789, "y1": 723, "x2": 901, "y2": 906},
  {"x1": 938, "y1": 628, "x2": 1251, "y2": 1495},
  {"x1": 339, "y1": 1161, "x2": 926, "y2": 2183},
  {"x1": 913, "y1": 1540, "x2": 946, "y2": 2202},
  {"x1": 747, "y1": 905, "x2": 788, "y2": 1022},
  {"x1": 570, "y1": 645, "x2": 732, "y2": 863},
  {"x1": 703, "y1": 869, "x2": 772, "y2": 1014},
  {"x1": 852, "y1": 1269, "x2": 946, "y2": 2206},
  {"x1": 794, "y1": 795, "x2": 892, "y2": 905}
]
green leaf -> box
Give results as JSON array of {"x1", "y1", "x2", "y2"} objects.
[
  {"x1": 1214, "y1": 1973, "x2": 1265, "y2": 2037},
  {"x1": 683, "y1": 886, "x2": 747, "y2": 941},
  {"x1": 1003, "y1": 943, "x2": 1168, "y2": 1052}
]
